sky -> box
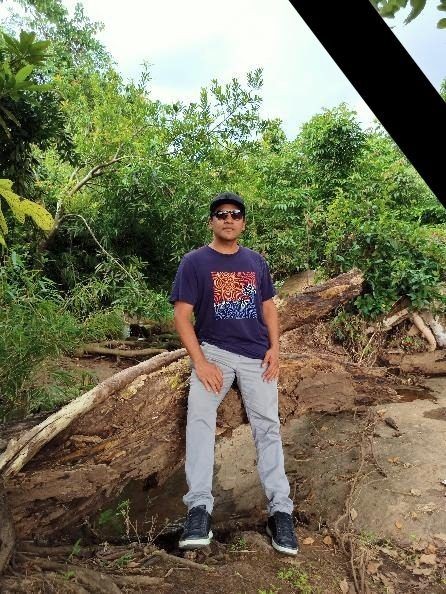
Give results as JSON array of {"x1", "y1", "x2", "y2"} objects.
[{"x1": 4, "y1": 0, "x2": 446, "y2": 138}]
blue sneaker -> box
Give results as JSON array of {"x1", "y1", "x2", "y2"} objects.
[
  {"x1": 179, "y1": 505, "x2": 213, "y2": 549},
  {"x1": 266, "y1": 511, "x2": 299, "y2": 555}
]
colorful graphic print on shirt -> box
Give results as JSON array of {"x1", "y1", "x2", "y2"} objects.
[{"x1": 211, "y1": 271, "x2": 257, "y2": 319}]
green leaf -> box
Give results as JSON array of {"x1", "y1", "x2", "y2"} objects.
[
  {"x1": 20, "y1": 199, "x2": 55, "y2": 231},
  {"x1": 15, "y1": 64, "x2": 34, "y2": 83},
  {"x1": 0, "y1": 104, "x2": 21, "y2": 127},
  {"x1": 437, "y1": 17, "x2": 446, "y2": 26},
  {"x1": 0, "y1": 179, "x2": 55, "y2": 236},
  {"x1": 405, "y1": 0, "x2": 427, "y2": 23},
  {"x1": 0, "y1": 179, "x2": 25, "y2": 222},
  {"x1": 0, "y1": 205, "x2": 8, "y2": 235},
  {"x1": 19, "y1": 31, "x2": 36, "y2": 47},
  {"x1": 0, "y1": 114, "x2": 11, "y2": 138}
]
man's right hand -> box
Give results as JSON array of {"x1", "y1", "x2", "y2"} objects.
[{"x1": 194, "y1": 359, "x2": 224, "y2": 395}]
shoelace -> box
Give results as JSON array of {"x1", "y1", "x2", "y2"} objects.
[
  {"x1": 275, "y1": 513, "x2": 294, "y2": 537},
  {"x1": 185, "y1": 507, "x2": 207, "y2": 532}
]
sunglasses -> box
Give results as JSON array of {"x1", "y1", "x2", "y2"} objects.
[{"x1": 212, "y1": 209, "x2": 244, "y2": 221}]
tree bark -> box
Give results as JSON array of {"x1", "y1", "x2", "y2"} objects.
[
  {"x1": 278, "y1": 269, "x2": 364, "y2": 332},
  {"x1": 2, "y1": 349, "x2": 402, "y2": 540},
  {"x1": 380, "y1": 350, "x2": 446, "y2": 375},
  {"x1": 0, "y1": 483, "x2": 15, "y2": 574},
  {"x1": 0, "y1": 349, "x2": 186, "y2": 477},
  {"x1": 76, "y1": 343, "x2": 167, "y2": 358}
]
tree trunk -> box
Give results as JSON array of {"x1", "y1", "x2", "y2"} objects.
[
  {"x1": 380, "y1": 350, "x2": 446, "y2": 375},
  {"x1": 3, "y1": 349, "x2": 402, "y2": 540},
  {"x1": 1, "y1": 268, "x2": 408, "y2": 541},
  {"x1": 278, "y1": 269, "x2": 364, "y2": 332}
]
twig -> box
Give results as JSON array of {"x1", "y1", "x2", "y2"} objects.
[
  {"x1": 57, "y1": 213, "x2": 138, "y2": 282},
  {"x1": 27, "y1": 559, "x2": 121, "y2": 594}
]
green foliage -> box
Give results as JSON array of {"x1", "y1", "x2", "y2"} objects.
[
  {"x1": 229, "y1": 535, "x2": 248, "y2": 551},
  {"x1": 81, "y1": 309, "x2": 125, "y2": 342},
  {"x1": 0, "y1": 178, "x2": 54, "y2": 246},
  {"x1": 0, "y1": 299, "x2": 83, "y2": 418},
  {"x1": 0, "y1": 250, "x2": 91, "y2": 418},
  {"x1": 370, "y1": 0, "x2": 446, "y2": 28},
  {"x1": 324, "y1": 190, "x2": 446, "y2": 317},
  {"x1": 66, "y1": 258, "x2": 173, "y2": 321},
  {"x1": 68, "y1": 538, "x2": 82, "y2": 561},
  {"x1": 0, "y1": 29, "x2": 51, "y2": 135},
  {"x1": 0, "y1": 27, "x2": 72, "y2": 193},
  {"x1": 97, "y1": 498, "x2": 130, "y2": 535},
  {"x1": 277, "y1": 566, "x2": 315, "y2": 593}
]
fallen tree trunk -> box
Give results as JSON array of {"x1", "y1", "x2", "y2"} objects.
[
  {"x1": 3, "y1": 349, "x2": 402, "y2": 539},
  {"x1": 380, "y1": 350, "x2": 446, "y2": 375},
  {"x1": 1, "y1": 268, "x2": 408, "y2": 541},
  {"x1": 278, "y1": 269, "x2": 364, "y2": 332},
  {"x1": 0, "y1": 349, "x2": 187, "y2": 477}
]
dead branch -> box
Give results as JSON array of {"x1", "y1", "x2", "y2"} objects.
[
  {"x1": 76, "y1": 343, "x2": 167, "y2": 358},
  {"x1": 411, "y1": 312, "x2": 437, "y2": 351},
  {"x1": 31, "y1": 559, "x2": 121, "y2": 594},
  {"x1": 150, "y1": 549, "x2": 214, "y2": 571},
  {"x1": 382, "y1": 308, "x2": 410, "y2": 330},
  {"x1": 39, "y1": 157, "x2": 123, "y2": 252},
  {"x1": 112, "y1": 574, "x2": 171, "y2": 587},
  {"x1": 420, "y1": 310, "x2": 446, "y2": 347}
]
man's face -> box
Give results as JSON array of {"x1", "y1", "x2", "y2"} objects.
[{"x1": 209, "y1": 202, "x2": 246, "y2": 241}]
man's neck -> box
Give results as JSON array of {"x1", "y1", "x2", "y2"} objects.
[{"x1": 208, "y1": 239, "x2": 240, "y2": 254}]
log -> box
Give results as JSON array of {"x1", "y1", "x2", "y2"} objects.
[
  {"x1": 278, "y1": 269, "x2": 364, "y2": 332},
  {"x1": 2, "y1": 349, "x2": 402, "y2": 540},
  {"x1": 0, "y1": 349, "x2": 186, "y2": 477},
  {"x1": 78, "y1": 344, "x2": 167, "y2": 358},
  {"x1": 411, "y1": 312, "x2": 437, "y2": 351},
  {"x1": 421, "y1": 311, "x2": 446, "y2": 347},
  {"x1": 1, "y1": 269, "x2": 406, "y2": 541},
  {"x1": 380, "y1": 350, "x2": 446, "y2": 375}
]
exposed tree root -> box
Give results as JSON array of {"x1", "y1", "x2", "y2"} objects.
[{"x1": 330, "y1": 410, "x2": 379, "y2": 594}]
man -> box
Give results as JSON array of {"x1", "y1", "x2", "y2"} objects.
[{"x1": 169, "y1": 191, "x2": 298, "y2": 556}]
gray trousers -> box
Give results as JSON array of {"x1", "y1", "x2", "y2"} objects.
[{"x1": 183, "y1": 341, "x2": 294, "y2": 516}]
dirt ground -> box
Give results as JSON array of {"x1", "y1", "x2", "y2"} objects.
[{"x1": 2, "y1": 354, "x2": 446, "y2": 593}]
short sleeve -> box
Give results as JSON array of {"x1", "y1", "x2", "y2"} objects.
[
  {"x1": 169, "y1": 255, "x2": 199, "y2": 305},
  {"x1": 260, "y1": 257, "x2": 276, "y2": 302}
]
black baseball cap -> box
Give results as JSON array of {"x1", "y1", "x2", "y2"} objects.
[{"x1": 209, "y1": 192, "x2": 245, "y2": 216}]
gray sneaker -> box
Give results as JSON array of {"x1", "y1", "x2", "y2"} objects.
[{"x1": 179, "y1": 505, "x2": 213, "y2": 549}]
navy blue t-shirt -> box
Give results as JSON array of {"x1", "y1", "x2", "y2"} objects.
[{"x1": 169, "y1": 245, "x2": 276, "y2": 359}]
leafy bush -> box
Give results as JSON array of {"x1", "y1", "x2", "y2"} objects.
[
  {"x1": 324, "y1": 191, "x2": 446, "y2": 317},
  {"x1": 0, "y1": 299, "x2": 82, "y2": 419},
  {"x1": 81, "y1": 309, "x2": 125, "y2": 342},
  {"x1": 67, "y1": 257, "x2": 173, "y2": 321}
]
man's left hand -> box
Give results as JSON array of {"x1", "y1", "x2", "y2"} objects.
[{"x1": 262, "y1": 347, "x2": 280, "y2": 382}]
